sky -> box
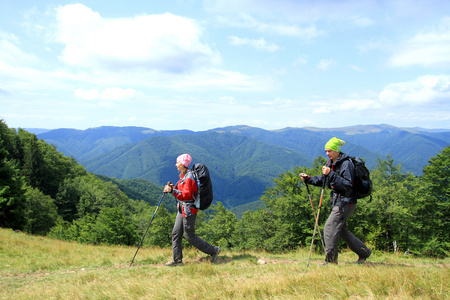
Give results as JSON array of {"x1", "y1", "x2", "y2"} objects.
[{"x1": 1, "y1": 0, "x2": 449, "y2": 131}]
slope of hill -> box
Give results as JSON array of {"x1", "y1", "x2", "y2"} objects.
[
  {"x1": 2, "y1": 228, "x2": 448, "y2": 299},
  {"x1": 36, "y1": 124, "x2": 450, "y2": 175},
  {"x1": 83, "y1": 132, "x2": 312, "y2": 207},
  {"x1": 95, "y1": 175, "x2": 176, "y2": 213},
  {"x1": 207, "y1": 124, "x2": 450, "y2": 174},
  {"x1": 35, "y1": 124, "x2": 450, "y2": 208},
  {"x1": 37, "y1": 126, "x2": 194, "y2": 161}
]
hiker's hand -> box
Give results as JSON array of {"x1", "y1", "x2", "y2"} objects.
[
  {"x1": 299, "y1": 173, "x2": 309, "y2": 181},
  {"x1": 164, "y1": 182, "x2": 174, "y2": 193},
  {"x1": 322, "y1": 166, "x2": 331, "y2": 176}
]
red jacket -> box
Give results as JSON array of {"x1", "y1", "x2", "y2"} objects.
[{"x1": 173, "y1": 170, "x2": 199, "y2": 217}]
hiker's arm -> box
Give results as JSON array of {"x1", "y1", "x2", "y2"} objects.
[
  {"x1": 173, "y1": 177, "x2": 197, "y2": 201},
  {"x1": 328, "y1": 160, "x2": 354, "y2": 192},
  {"x1": 305, "y1": 174, "x2": 324, "y2": 187}
]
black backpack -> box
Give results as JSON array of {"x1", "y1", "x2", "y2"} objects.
[
  {"x1": 349, "y1": 157, "x2": 373, "y2": 200},
  {"x1": 191, "y1": 163, "x2": 214, "y2": 210}
]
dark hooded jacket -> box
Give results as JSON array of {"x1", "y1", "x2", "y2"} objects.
[{"x1": 307, "y1": 152, "x2": 357, "y2": 206}]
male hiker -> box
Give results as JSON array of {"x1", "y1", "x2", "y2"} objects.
[
  {"x1": 163, "y1": 154, "x2": 220, "y2": 266},
  {"x1": 300, "y1": 137, "x2": 371, "y2": 264}
]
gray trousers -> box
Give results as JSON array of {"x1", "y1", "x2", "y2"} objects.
[
  {"x1": 172, "y1": 212, "x2": 215, "y2": 262},
  {"x1": 324, "y1": 203, "x2": 371, "y2": 263}
]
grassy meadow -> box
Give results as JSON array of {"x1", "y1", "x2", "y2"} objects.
[{"x1": 1, "y1": 228, "x2": 448, "y2": 299}]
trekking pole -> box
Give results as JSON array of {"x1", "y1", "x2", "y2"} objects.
[
  {"x1": 129, "y1": 193, "x2": 165, "y2": 267},
  {"x1": 307, "y1": 176, "x2": 327, "y2": 267},
  {"x1": 305, "y1": 182, "x2": 325, "y2": 251}
]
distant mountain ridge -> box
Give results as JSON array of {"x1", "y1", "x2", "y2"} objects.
[
  {"x1": 35, "y1": 124, "x2": 450, "y2": 209},
  {"x1": 81, "y1": 132, "x2": 312, "y2": 207},
  {"x1": 36, "y1": 126, "x2": 195, "y2": 161}
]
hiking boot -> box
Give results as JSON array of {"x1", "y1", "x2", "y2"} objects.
[
  {"x1": 211, "y1": 247, "x2": 221, "y2": 263},
  {"x1": 319, "y1": 261, "x2": 337, "y2": 266},
  {"x1": 355, "y1": 257, "x2": 367, "y2": 264},
  {"x1": 164, "y1": 260, "x2": 183, "y2": 267},
  {"x1": 356, "y1": 248, "x2": 372, "y2": 264}
]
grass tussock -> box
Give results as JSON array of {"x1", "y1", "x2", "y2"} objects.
[{"x1": 1, "y1": 228, "x2": 448, "y2": 299}]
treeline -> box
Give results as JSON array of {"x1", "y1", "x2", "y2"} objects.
[
  {"x1": 0, "y1": 120, "x2": 166, "y2": 245},
  {"x1": 1, "y1": 120, "x2": 448, "y2": 257}
]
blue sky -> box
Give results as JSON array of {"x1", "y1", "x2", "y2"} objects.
[{"x1": 1, "y1": 0, "x2": 449, "y2": 131}]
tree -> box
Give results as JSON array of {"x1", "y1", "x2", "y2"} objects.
[
  {"x1": 232, "y1": 156, "x2": 328, "y2": 252},
  {"x1": 94, "y1": 207, "x2": 138, "y2": 245},
  {"x1": 132, "y1": 202, "x2": 174, "y2": 248},
  {"x1": 49, "y1": 208, "x2": 138, "y2": 246},
  {"x1": 16, "y1": 128, "x2": 86, "y2": 200},
  {"x1": 233, "y1": 208, "x2": 274, "y2": 251},
  {"x1": 23, "y1": 187, "x2": 59, "y2": 235},
  {"x1": 261, "y1": 166, "x2": 316, "y2": 251},
  {"x1": 418, "y1": 146, "x2": 449, "y2": 257},
  {"x1": 349, "y1": 155, "x2": 421, "y2": 253},
  {"x1": 18, "y1": 129, "x2": 45, "y2": 192},
  {"x1": 55, "y1": 174, "x2": 135, "y2": 222},
  {"x1": 55, "y1": 178, "x2": 82, "y2": 222},
  {"x1": 197, "y1": 202, "x2": 237, "y2": 248},
  {"x1": 0, "y1": 144, "x2": 27, "y2": 229}
]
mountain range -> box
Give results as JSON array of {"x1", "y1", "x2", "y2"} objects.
[{"x1": 33, "y1": 124, "x2": 450, "y2": 209}]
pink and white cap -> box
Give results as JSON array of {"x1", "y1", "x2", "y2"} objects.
[{"x1": 177, "y1": 154, "x2": 192, "y2": 167}]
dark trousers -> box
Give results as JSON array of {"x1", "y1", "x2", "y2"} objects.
[
  {"x1": 172, "y1": 212, "x2": 215, "y2": 262},
  {"x1": 324, "y1": 203, "x2": 371, "y2": 263}
]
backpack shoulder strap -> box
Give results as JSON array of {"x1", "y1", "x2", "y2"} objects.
[{"x1": 189, "y1": 168, "x2": 201, "y2": 208}]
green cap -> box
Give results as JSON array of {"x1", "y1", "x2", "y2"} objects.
[{"x1": 324, "y1": 137, "x2": 345, "y2": 152}]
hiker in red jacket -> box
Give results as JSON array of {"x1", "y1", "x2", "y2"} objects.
[{"x1": 163, "y1": 154, "x2": 220, "y2": 266}]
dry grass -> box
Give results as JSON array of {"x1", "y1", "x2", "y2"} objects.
[{"x1": 1, "y1": 228, "x2": 448, "y2": 299}]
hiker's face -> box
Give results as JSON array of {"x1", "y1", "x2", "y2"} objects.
[
  {"x1": 325, "y1": 149, "x2": 339, "y2": 162},
  {"x1": 176, "y1": 160, "x2": 187, "y2": 173}
]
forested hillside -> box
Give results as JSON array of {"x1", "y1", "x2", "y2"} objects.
[
  {"x1": 95, "y1": 176, "x2": 177, "y2": 213},
  {"x1": 83, "y1": 132, "x2": 312, "y2": 207},
  {"x1": 2, "y1": 119, "x2": 449, "y2": 257},
  {"x1": 0, "y1": 120, "x2": 166, "y2": 245},
  {"x1": 34, "y1": 124, "x2": 449, "y2": 209},
  {"x1": 37, "y1": 126, "x2": 194, "y2": 161},
  {"x1": 35, "y1": 124, "x2": 450, "y2": 176}
]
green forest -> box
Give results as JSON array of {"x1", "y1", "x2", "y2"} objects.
[{"x1": 1, "y1": 119, "x2": 448, "y2": 257}]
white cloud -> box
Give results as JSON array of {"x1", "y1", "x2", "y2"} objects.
[
  {"x1": 389, "y1": 17, "x2": 450, "y2": 68},
  {"x1": 0, "y1": 4, "x2": 272, "y2": 95},
  {"x1": 350, "y1": 17, "x2": 375, "y2": 27},
  {"x1": 293, "y1": 54, "x2": 307, "y2": 66},
  {"x1": 0, "y1": 39, "x2": 39, "y2": 66},
  {"x1": 317, "y1": 59, "x2": 335, "y2": 71},
  {"x1": 312, "y1": 98, "x2": 377, "y2": 114},
  {"x1": 165, "y1": 68, "x2": 274, "y2": 91},
  {"x1": 205, "y1": 0, "x2": 379, "y2": 23},
  {"x1": 0, "y1": 31, "x2": 19, "y2": 42},
  {"x1": 312, "y1": 75, "x2": 450, "y2": 114},
  {"x1": 218, "y1": 96, "x2": 236, "y2": 105},
  {"x1": 216, "y1": 14, "x2": 322, "y2": 39},
  {"x1": 55, "y1": 4, "x2": 221, "y2": 72},
  {"x1": 75, "y1": 87, "x2": 140, "y2": 101},
  {"x1": 379, "y1": 75, "x2": 450, "y2": 105},
  {"x1": 350, "y1": 65, "x2": 363, "y2": 72},
  {"x1": 229, "y1": 36, "x2": 279, "y2": 51}
]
